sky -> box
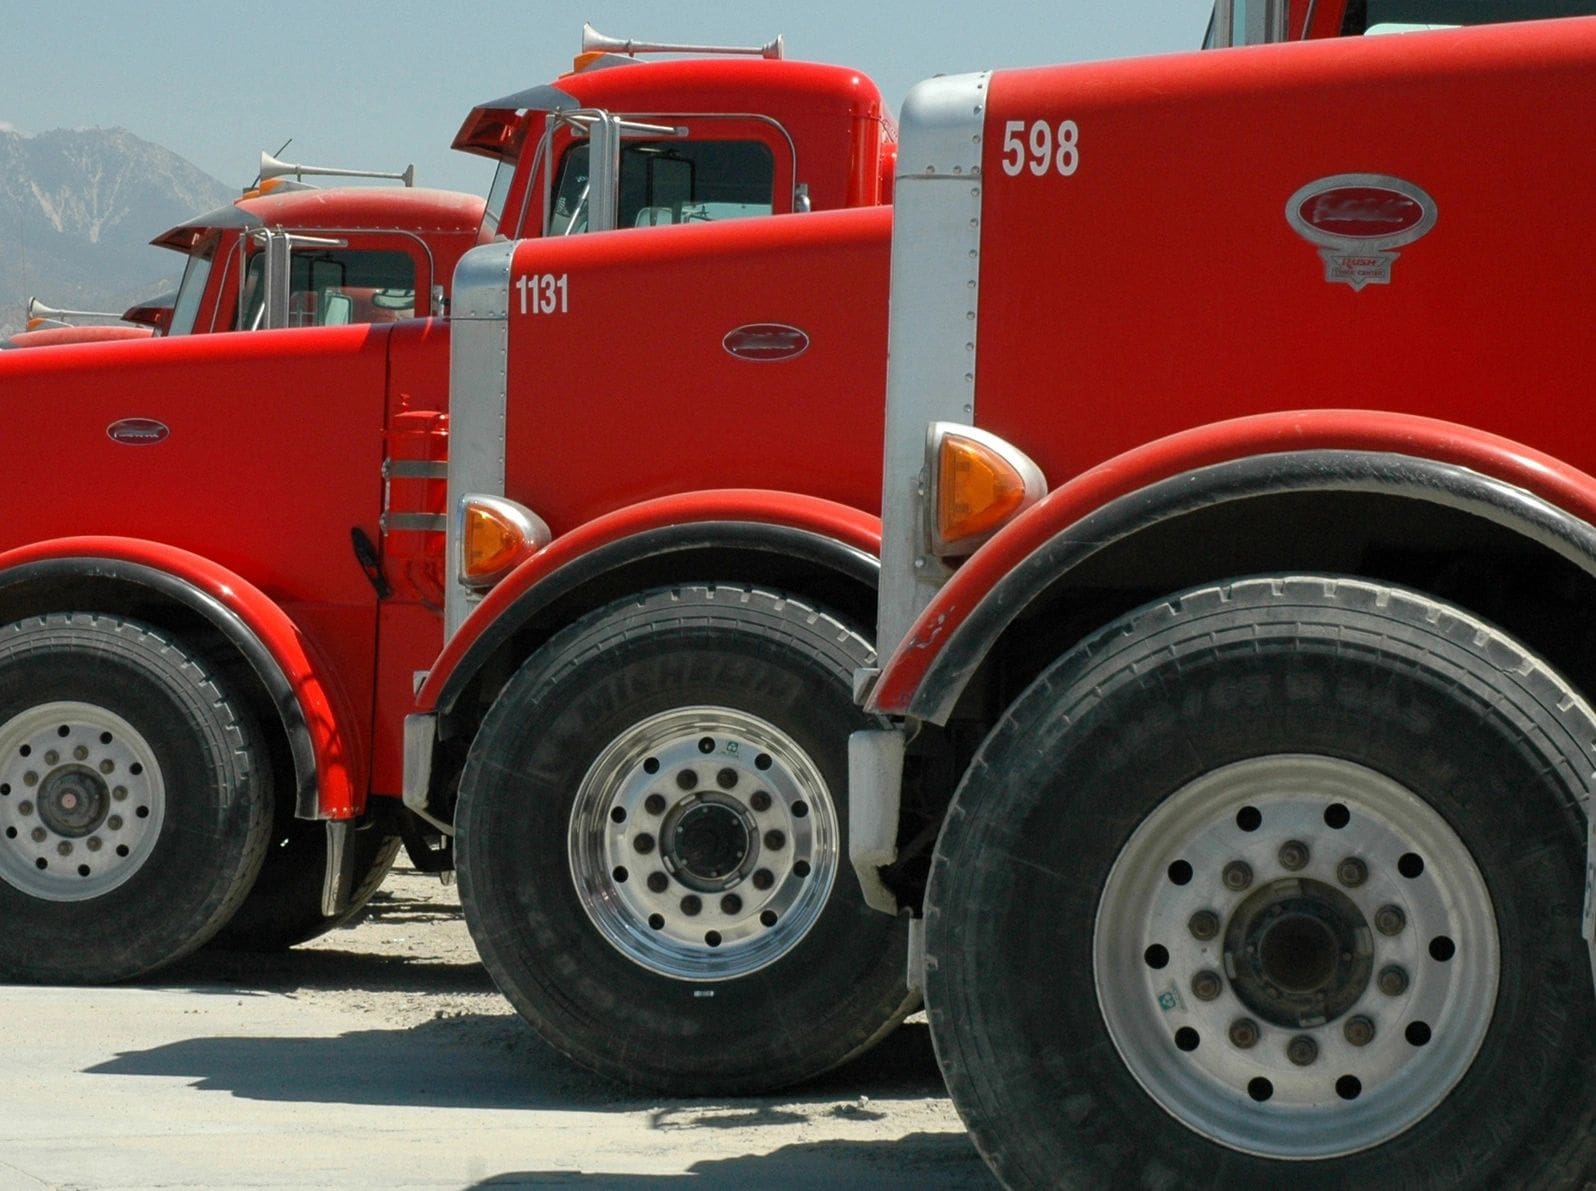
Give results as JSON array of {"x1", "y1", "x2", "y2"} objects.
[{"x1": 0, "y1": 1, "x2": 1214, "y2": 198}]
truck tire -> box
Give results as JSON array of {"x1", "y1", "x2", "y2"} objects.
[
  {"x1": 0, "y1": 613, "x2": 273, "y2": 982},
  {"x1": 456, "y1": 585, "x2": 915, "y2": 1094},
  {"x1": 207, "y1": 816, "x2": 401, "y2": 951},
  {"x1": 925, "y1": 576, "x2": 1596, "y2": 1189}
]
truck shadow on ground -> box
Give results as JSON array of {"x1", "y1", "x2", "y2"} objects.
[
  {"x1": 81, "y1": 1012, "x2": 946, "y2": 1114},
  {"x1": 466, "y1": 1134, "x2": 992, "y2": 1189}
]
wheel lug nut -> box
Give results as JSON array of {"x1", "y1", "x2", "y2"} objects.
[
  {"x1": 680, "y1": 895, "x2": 702, "y2": 916},
  {"x1": 22, "y1": 772, "x2": 37, "y2": 788},
  {"x1": 716, "y1": 768, "x2": 739, "y2": 790},
  {"x1": 763, "y1": 829, "x2": 785, "y2": 850},
  {"x1": 98, "y1": 760, "x2": 114, "y2": 775},
  {"x1": 750, "y1": 790, "x2": 772, "y2": 812},
  {"x1": 1222, "y1": 861, "x2": 1253, "y2": 892},
  {"x1": 1374, "y1": 905, "x2": 1407, "y2": 936},
  {"x1": 1278, "y1": 840, "x2": 1310, "y2": 872},
  {"x1": 86, "y1": 837, "x2": 102, "y2": 852},
  {"x1": 646, "y1": 872, "x2": 670, "y2": 893},
  {"x1": 1188, "y1": 910, "x2": 1221, "y2": 941},
  {"x1": 644, "y1": 793, "x2": 667, "y2": 815},
  {"x1": 72, "y1": 746, "x2": 88, "y2": 761},
  {"x1": 752, "y1": 868, "x2": 775, "y2": 890},
  {"x1": 31, "y1": 827, "x2": 46, "y2": 843},
  {"x1": 1191, "y1": 970, "x2": 1223, "y2": 1001},
  {"x1": 1344, "y1": 1015, "x2": 1376, "y2": 1047},
  {"x1": 1378, "y1": 964, "x2": 1410, "y2": 997},
  {"x1": 1228, "y1": 1018, "x2": 1259, "y2": 1049},
  {"x1": 44, "y1": 750, "x2": 59, "y2": 766},
  {"x1": 56, "y1": 841, "x2": 71, "y2": 856},
  {"x1": 107, "y1": 815, "x2": 123, "y2": 831},
  {"x1": 1336, "y1": 857, "x2": 1367, "y2": 887},
  {"x1": 1287, "y1": 1035, "x2": 1319, "y2": 1066},
  {"x1": 633, "y1": 832, "x2": 656, "y2": 855},
  {"x1": 18, "y1": 800, "x2": 33, "y2": 816},
  {"x1": 720, "y1": 893, "x2": 742, "y2": 915}
]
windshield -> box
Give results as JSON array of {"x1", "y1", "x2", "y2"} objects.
[
  {"x1": 482, "y1": 157, "x2": 517, "y2": 240},
  {"x1": 165, "y1": 237, "x2": 217, "y2": 336}
]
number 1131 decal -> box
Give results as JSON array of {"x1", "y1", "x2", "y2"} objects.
[{"x1": 516, "y1": 272, "x2": 569, "y2": 316}]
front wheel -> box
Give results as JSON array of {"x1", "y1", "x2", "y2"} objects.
[
  {"x1": 926, "y1": 577, "x2": 1596, "y2": 1188},
  {"x1": 456, "y1": 585, "x2": 915, "y2": 1095},
  {"x1": 0, "y1": 613, "x2": 273, "y2": 982}
]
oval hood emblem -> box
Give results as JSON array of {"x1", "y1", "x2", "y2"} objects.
[
  {"x1": 107, "y1": 418, "x2": 170, "y2": 445},
  {"x1": 722, "y1": 323, "x2": 810, "y2": 363},
  {"x1": 1285, "y1": 174, "x2": 1436, "y2": 250}
]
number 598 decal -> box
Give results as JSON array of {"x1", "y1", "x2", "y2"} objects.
[{"x1": 1000, "y1": 119, "x2": 1080, "y2": 178}]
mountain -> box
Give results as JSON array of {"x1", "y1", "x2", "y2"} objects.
[{"x1": 0, "y1": 127, "x2": 235, "y2": 336}]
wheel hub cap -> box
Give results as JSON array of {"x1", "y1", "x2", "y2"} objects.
[
  {"x1": 1225, "y1": 879, "x2": 1373, "y2": 1027},
  {"x1": 568, "y1": 706, "x2": 839, "y2": 981},
  {"x1": 0, "y1": 701, "x2": 166, "y2": 901},
  {"x1": 1094, "y1": 755, "x2": 1498, "y2": 1160}
]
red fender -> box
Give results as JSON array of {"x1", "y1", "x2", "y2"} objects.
[
  {"x1": 869, "y1": 410, "x2": 1596, "y2": 716},
  {"x1": 416, "y1": 489, "x2": 881, "y2": 714},
  {"x1": 0, "y1": 536, "x2": 363, "y2": 818}
]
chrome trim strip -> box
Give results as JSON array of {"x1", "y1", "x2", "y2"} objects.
[
  {"x1": 445, "y1": 240, "x2": 515, "y2": 635},
  {"x1": 384, "y1": 459, "x2": 449, "y2": 479},
  {"x1": 383, "y1": 513, "x2": 448, "y2": 532},
  {"x1": 877, "y1": 72, "x2": 990, "y2": 664}
]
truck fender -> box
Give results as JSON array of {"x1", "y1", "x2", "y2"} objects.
[
  {"x1": 416, "y1": 489, "x2": 881, "y2": 720},
  {"x1": 868, "y1": 410, "x2": 1596, "y2": 723},
  {"x1": 0, "y1": 537, "x2": 363, "y2": 820}
]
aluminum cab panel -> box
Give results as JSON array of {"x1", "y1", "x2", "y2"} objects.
[
  {"x1": 499, "y1": 207, "x2": 891, "y2": 538},
  {"x1": 970, "y1": 18, "x2": 1596, "y2": 489}
]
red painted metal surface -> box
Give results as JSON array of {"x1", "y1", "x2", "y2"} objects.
[
  {"x1": 871, "y1": 19, "x2": 1596, "y2": 715},
  {"x1": 0, "y1": 324, "x2": 395, "y2": 812},
  {"x1": 870, "y1": 411, "x2": 1596, "y2": 715},
  {"x1": 0, "y1": 536, "x2": 364, "y2": 817},
  {"x1": 500, "y1": 206, "x2": 890, "y2": 539},
  {"x1": 415, "y1": 490, "x2": 881, "y2": 713}
]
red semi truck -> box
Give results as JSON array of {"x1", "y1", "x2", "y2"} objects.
[
  {"x1": 5, "y1": 164, "x2": 486, "y2": 350},
  {"x1": 851, "y1": 1, "x2": 1596, "y2": 1185},
  {"x1": 0, "y1": 28, "x2": 908, "y2": 1095}
]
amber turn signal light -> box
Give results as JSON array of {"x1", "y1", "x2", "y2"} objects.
[
  {"x1": 459, "y1": 495, "x2": 550, "y2": 588},
  {"x1": 929, "y1": 423, "x2": 1046, "y2": 557}
]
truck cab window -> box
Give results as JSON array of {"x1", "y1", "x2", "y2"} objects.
[
  {"x1": 549, "y1": 139, "x2": 775, "y2": 235},
  {"x1": 1345, "y1": 0, "x2": 1596, "y2": 32},
  {"x1": 237, "y1": 248, "x2": 418, "y2": 330}
]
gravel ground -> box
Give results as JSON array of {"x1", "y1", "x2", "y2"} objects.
[{"x1": 140, "y1": 866, "x2": 990, "y2": 1188}]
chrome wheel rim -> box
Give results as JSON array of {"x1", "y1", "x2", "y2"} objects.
[
  {"x1": 0, "y1": 701, "x2": 166, "y2": 901},
  {"x1": 568, "y1": 706, "x2": 838, "y2": 981},
  {"x1": 1094, "y1": 755, "x2": 1497, "y2": 1159}
]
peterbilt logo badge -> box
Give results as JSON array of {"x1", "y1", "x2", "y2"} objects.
[
  {"x1": 1285, "y1": 174, "x2": 1437, "y2": 292},
  {"x1": 106, "y1": 418, "x2": 170, "y2": 445},
  {"x1": 722, "y1": 323, "x2": 810, "y2": 362}
]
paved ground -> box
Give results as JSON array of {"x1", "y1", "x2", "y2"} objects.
[{"x1": 0, "y1": 870, "x2": 990, "y2": 1190}]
